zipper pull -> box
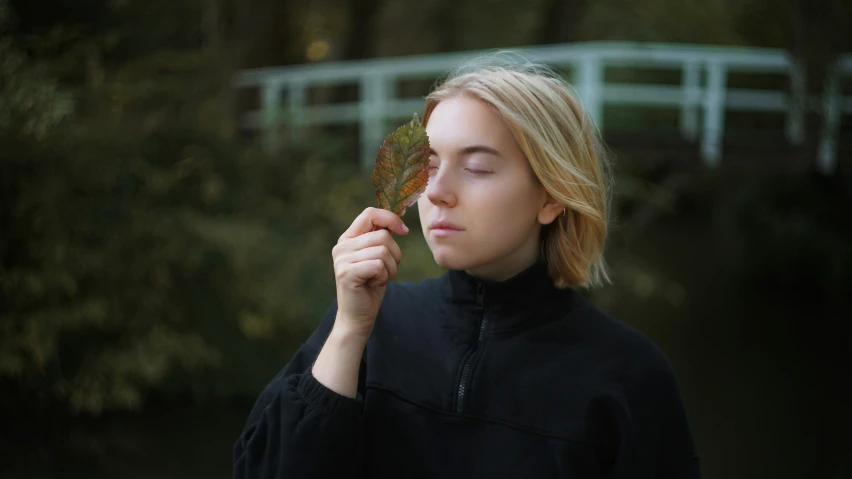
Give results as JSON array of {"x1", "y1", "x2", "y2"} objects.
[{"x1": 476, "y1": 282, "x2": 485, "y2": 310}]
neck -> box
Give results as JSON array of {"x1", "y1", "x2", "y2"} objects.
[{"x1": 464, "y1": 238, "x2": 543, "y2": 282}]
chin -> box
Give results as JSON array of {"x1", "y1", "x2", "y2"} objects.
[{"x1": 430, "y1": 248, "x2": 481, "y2": 272}]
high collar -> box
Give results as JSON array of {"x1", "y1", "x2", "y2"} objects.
[{"x1": 441, "y1": 259, "x2": 576, "y2": 332}]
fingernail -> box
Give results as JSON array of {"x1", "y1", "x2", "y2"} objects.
[{"x1": 402, "y1": 224, "x2": 409, "y2": 233}]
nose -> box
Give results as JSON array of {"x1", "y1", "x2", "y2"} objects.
[{"x1": 424, "y1": 165, "x2": 458, "y2": 208}]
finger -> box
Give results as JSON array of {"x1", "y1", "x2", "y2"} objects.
[
  {"x1": 338, "y1": 245, "x2": 398, "y2": 281},
  {"x1": 342, "y1": 259, "x2": 387, "y2": 287},
  {"x1": 345, "y1": 229, "x2": 402, "y2": 264},
  {"x1": 340, "y1": 207, "x2": 409, "y2": 240},
  {"x1": 364, "y1": 266, "x2": 390, "y2": 288},
  {"x1": 333, "y1": 229, "x2": 402, "y2": 264}
]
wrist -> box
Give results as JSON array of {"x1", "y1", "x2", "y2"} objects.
[{"x1": 331, "y1": 315, "x2": 373, "y2": 344}]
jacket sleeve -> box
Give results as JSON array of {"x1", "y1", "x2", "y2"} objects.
[
  {"x1": 233, "y1": 301, "x2": 367, "y2": 479},
  {"x1": 617, "y1": 350, "x2": 701, "y2": 479}
]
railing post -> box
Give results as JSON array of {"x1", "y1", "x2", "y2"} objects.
[
  {"x1": 288, "y1": 79, "x2": 307, "y2": 139},
  {"x1": 680, "y1": 61, "x2": 701, "y2": 142},
  {"x1": 817, "y1": 61, "x2": 841, "y2": 175},
  {"x1": 360, "y1": 73, "x2": 391, "y2": 171},
  {"x1": 701, "y1": 61, "x2": 727, "y2": 167},
  {"x1": 577, "y1": 55, "x2": 604, "y2": 131},
  {"x1": 261, "y1": 80, "x2": 283, "y2": 153},
  {"x1": 786, "y1": 56, "x2": 806, "y2": 146}
]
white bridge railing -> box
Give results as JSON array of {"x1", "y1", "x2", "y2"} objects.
[{"x1": 233, "y1": 42, "x2": 852, "y2": 174}]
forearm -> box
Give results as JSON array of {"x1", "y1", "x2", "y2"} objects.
[{"x1": 311, "y1": 316, "x2": 370, "y2": 399}]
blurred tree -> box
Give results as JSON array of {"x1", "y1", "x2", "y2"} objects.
[
  {"x1": 580, "y1": 0, "x2": 746, "y2": 44},
  {"x1": 1, "y1": 0, "x2": 223, "y2": 414},
  {"x1": 0, "y1": 3, "x2": 73, "y2": 140},
  {"x1": 0, "y1": 0, "x2": 369, "y2": 414}
]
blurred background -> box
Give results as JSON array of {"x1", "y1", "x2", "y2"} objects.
[{"x1": 1, "y1": 0, "x2": 850, "y2": 477}]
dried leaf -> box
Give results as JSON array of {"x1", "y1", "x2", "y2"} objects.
[{"x1": 371, "y1": 114, "x2": 431, "y2": 217}]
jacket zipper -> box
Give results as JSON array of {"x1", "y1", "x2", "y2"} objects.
[{"x1": 456, "y1": 282, "x2": 487, "y2": 414}]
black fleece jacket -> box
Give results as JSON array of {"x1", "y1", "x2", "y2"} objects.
[{"x1": 233, "y1": 260, "x2": 701, "y2": 478}]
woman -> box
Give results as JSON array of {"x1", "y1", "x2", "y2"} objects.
[{"x1": 233, "y1": 63, "x2": 700, "y2": 478}]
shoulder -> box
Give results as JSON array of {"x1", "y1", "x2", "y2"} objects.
[
  {"x1": 556, "y1": 295, "x2": 689, "y2": 439},
  {"x1": 567, "y1": 300, "x2": 700, "y2": 471},
  {"x1": 559, "y1": 293, "x2": 679, "y2": 387}
]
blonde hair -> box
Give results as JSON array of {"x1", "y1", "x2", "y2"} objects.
[{"x1": 422, "y1": 60, "x2": 612, "y2": 288}]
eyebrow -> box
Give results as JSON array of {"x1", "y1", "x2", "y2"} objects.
[{"x1": 429, "y1": 145, "x2": 502, "y2": 158}]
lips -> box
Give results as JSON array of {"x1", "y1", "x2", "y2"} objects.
[{"x1": 429, "y1": 220, "x2": 463, "y2": 231}]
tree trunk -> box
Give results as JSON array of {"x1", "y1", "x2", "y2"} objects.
[
  {"x1": 340, "y1": 0, "x2": 381, "y2": 61},
  {"x1": 219, "y1": 0, "x2": 301, "y2": 135},
  {"x1": 538, "y1": 0, "x2": 586, "y2": 44},
  {"x1": 328, "y1": 0, "x2": 381, "y2": 106},
  {"x1": 432, "y1": 0, "x2": 460, "y2": 53}
]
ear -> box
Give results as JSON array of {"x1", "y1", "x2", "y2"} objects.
[{"x1": 537, "y1": 192, "x2": 564, "y2": 226}]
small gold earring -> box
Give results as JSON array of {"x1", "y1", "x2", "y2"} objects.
[{"x1": 562, "y1": 208, "x2": 566, "y2": 217}]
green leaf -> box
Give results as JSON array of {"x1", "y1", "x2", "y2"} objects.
[{"x1": 371, "y1": 114, "x2": 431, "y2": 217}]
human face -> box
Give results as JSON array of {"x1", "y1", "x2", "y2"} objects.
[{"x1": 417, "y1": 95, "x2": 561, "y2": 281}]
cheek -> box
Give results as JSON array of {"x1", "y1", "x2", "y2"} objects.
[
  {"x1": 416, "y1": 195, "x2": 429, "y2": 216},
  {"x1": 461, "y1": 185, "x2": 536, "y2": 245},
  {"x1": 417, "y1": 197, "x2": 432, "y2": 233},
  {"x1": 473, "y1": 180, "x2": 539, "y2": 220}
]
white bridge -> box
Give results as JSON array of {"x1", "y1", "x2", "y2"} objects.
[{"x1": 233, "y1": 42, "x2": 851, "y2": 174}]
